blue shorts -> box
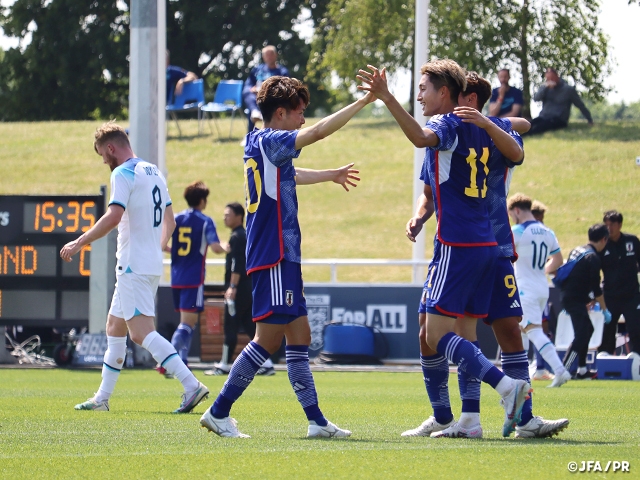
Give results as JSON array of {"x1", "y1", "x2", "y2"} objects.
[
  {"x1": 172, "y1": 285, "x2": 204, "y2": 313},
  {"x1": 484, "y1": 257, "x2": 523, "y2": 324},
  {"x1": 419, "y1": 243, "x2": 497, "y2": 318},
  {"x1": 251, "y1": 259, "x2": 307, "y2": 323}
]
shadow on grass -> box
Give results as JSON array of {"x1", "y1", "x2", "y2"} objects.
[{"x1": 525, "y1": 122, "x2": 640, "y2": 142}]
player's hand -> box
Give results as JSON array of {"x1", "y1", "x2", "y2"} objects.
[
  {"x1": 225, "y1": 287, "x2": 237, "y2": 301},
  {"x1": 357, "y1": 65, "x2": 392, "y2": 102},
  {"x1": 332, "y1": 163, "x2": 361, "y2": 192},
  {"x1": 453, "y1": 106, "x2": 492, "y2": 129},
  {"x1": 60, "y1": 240, "x2": 81, "y2": 262},
  {"x1": 406, "y1": 217, "x2": 424, "y2": 242},
  {"x1": 603, "y1": 309, "x2": 612, "y2": 324}
]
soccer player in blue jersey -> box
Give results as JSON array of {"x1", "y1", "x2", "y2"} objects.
[
  {"x1": 358, "y1": 60, "x2": 531, "y2": 437},
  {"x1": 199, "y1": 76, "x2": 372, "y2": 438},
  {"x1": 423, "y1": 74, "x2": 568, "y2": 439},
  {"x1": 61, "y1": 122, "x2": 209, "y2": 413},
  {"x1": 159, "y1": 181, "x2": 226, "y2": 376}
]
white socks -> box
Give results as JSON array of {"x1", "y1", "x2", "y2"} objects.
[
  {"x1": 95, "y1": 336, "x2": 127, "y2": 403},
  {"x1": 495, "y1": 376, "x2": 516, "y2": 397},
  {"x1": 526, "y1": 328, "x2": 566, "y2": 375},
  {"x1": 142, "y1": 331, "x2": 199, "y2": 392}
]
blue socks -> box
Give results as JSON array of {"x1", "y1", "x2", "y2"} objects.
[
  {"x1": 421, "y1": 354, "x2": 453, "y2": 424},
  {"x1": 287, "y1": 345, "x2": 327, "y2": 426},
  {"x1": 437, "y1": 332, "x2": 505, "y2": 389},
  {"x1": 211, "y1": 341, "x2": 268, "y2": 419},
  {"x1": 171, "y1": 323, "x2": 193, "y2": 365},
  {"x1": 501, "y1": 351, "x2": 533, "y2": 426},
  {"x1": 457, "y1": 341, "x2": 482, "y2": 414}
]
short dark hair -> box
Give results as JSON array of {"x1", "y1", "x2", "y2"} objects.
[
  {"x1": 588, "y1": 223, "x2": 609, "y2": 243},
  {"x1": 183, "y1": 181, "x2": 209, "y2": 207},
  {"x1": 420, "y1": 59, "x2": 467, "y2": 104},
  {"x1": 463, "y1": 71, "x2": 492, "y2": 110},
  {"x1": 603, "y1": 210, "x2": 623, "y2": 224},
  {"x1": 257, "y1": 76, "x2": 310, "y2": 122},
  {"x1": 225, "y1": 202, "x2": 245, "y2": 221}
]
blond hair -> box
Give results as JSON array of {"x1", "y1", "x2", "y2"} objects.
[
  {"x1": 507, "y1": 192, "x2": 532, "y2": 211},
  {"x1": 420, "y1": 59, "x2": 467, "y2": 103},
  {"x1": 531, "y1": 200, "x2": 548, "y2": 216},
  {"x1": 94, "y1": 121, "x2": 130, "y2": 154}
]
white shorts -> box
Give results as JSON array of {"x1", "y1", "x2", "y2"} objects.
[
  {"x1": 109, "y1": 272, "x2": 160, "y2": 320},
  {"x1": 519, "y1": 294, "x2": 548, "y2": 329}
]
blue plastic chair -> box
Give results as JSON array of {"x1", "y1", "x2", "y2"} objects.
[
  {"x1": 201, "y1": 80, "x2": 244, "y2": 139},
  {"x1": 166, "y1": 79, "x2": 205, "y2": 136}
]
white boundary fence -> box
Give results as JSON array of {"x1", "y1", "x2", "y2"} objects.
[{"x1": 161, "y1": 258, "x2": 432, "y2": 286}]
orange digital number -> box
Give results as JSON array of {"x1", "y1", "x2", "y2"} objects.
[
  {"x1": 79, "y1": 245, "x2": 91, "y2": 276},
  {"x1": 34, "y1": 204, "x2": 40, "y2": 231},
  {"x1": 41, "y1": 201, "x2": 55, "y2": 232},
  {"x1": 81, "y1": 201, "x2": 96, "y2": 232},
  {"x1": 66, "y1": 201, "x2": 80, "y2": 233}
]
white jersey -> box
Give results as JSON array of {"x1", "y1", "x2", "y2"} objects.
[
  {"x1": 109, "y1": 158, "x2": 172, "y2": 276},
  {"x1": 512, "y1": 220, "x2": 560, "y2": 298}
]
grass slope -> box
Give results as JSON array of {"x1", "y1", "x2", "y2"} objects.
[
  {"x1": 1, "y1": 118, "x2": 639, "y2": 282},
  {"x1": 0, "y1": 369, "x2": 638, "y2": 479}
]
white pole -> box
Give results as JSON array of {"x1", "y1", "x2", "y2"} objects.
[
  {"x1": 129, "y1": 0, "x2": 166, "y2": 174},
  {"x1": 412, "y1": 0, "x2": 429, "y2": 284}
]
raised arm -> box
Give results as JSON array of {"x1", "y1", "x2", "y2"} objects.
[
  {"x1": 453, "y1": 107, "x2": 524, "y2": 163},
  {"x1": 295, "y1": 163, "x2": 360, "y2": 191},
  {"x1": 357, "y1": 66, "x2": 439, "y2": 148},
  {"x1": 294, "y1": 94, "x2": 375, "y2": 150}
]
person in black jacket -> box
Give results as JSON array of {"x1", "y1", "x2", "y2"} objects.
[
  {"x1": 599, "y1": 211, "x2": 640, "y2": 355},
  {"x1": 205, "y1": 202, "x2": 275, "y2": 376},
  {"x1": 559, "y1": 224, "x2": 611, "y2": 379}
]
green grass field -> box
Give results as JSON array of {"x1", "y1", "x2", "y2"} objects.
[
  {"x1": 1, "y1": 117, "x2": 639, "y2": 283},
  {"x1": 0, "y1": 369, "x2": 638, "y2": 479}
]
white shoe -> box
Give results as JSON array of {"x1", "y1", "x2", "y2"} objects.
[
  {"x1": 431, "y1": 421, "x2": 483, "y2": 439},
  {"x1": 547, "y1": 370, "x2": 571, "y2": 388},
  {"x1": 500, "y1": 379, "x2": 532, "y2": 437},
  {"x1": 532, "y1": 369, "x2": 555, "y2": 381},
  {"x1": 250, "y1": 109, "x2": 263, "y2": 122},
  {"x1": 307, "y1": 420, "x2": 352, "y2": 438},
  {"x1": 401, "y1": 416, "x2": 454, "y2": 437},
  {"x1": 515, "y1": 416, "x2": 569, "y2": 438},
  {"x1": 74, "y1": 397, "x2": 109, "y2": 411},
  {"x1": 200, "y1": 409, "x2": 250, "y2": 438},
  {"x1": 174, "y1": 382, "x2": 210, "y2": 413}
]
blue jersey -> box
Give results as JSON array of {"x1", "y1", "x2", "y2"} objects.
[
  {"x1": 420, "y1": 114, "x2": 497, "y2": 246},
  {"x1": 244, "y1": 128, "x2": 301, "y2": 274},
  {"x1": 170, "y1": 209, "x2": 220, "y2": 288},
  {"x1": 485, "y1": 117, "x2": 523, "y2": 260}
]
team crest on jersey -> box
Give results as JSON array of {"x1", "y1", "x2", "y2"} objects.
[
  {"x1": 285, "y1": 290, "x2": 294, "y2": 307},
  {"x1": 627, "y1": 242, "x2": 634, "y2": 253}
]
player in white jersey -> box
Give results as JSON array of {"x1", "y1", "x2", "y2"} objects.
[
  {"x1": 60, "y1": 122, "x2": 209, "y2": 412},
  {"x1": 508, "y1": 193, "x2": 571, "y2": 387}
]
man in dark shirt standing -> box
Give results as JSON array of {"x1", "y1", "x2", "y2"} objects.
[
  {"x1": 205, "y1": 202, "x2": 275, "y2": 376},
  {"x1": 559, "y1": 224, "x2": 611, "y2": 379},
  {"x1": 598, "y1": 211, "x2": 640, "y2": 355}
]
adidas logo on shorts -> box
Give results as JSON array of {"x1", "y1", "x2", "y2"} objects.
[{"x1": 510, "y1": 300, "x2": 521, "y2": 308}]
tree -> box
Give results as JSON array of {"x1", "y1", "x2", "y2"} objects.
[
  {"x1": 0, "y1": 0, "x2": 130, "y2": 121},
  {"x1": 310, "y1": 0, "x2": 611, "y2": 118}
]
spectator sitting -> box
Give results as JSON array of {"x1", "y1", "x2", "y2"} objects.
[
  {"x1": 526, "y1": 67, "x2": 593, "y2": 136},
  {"x1": 489, "y1": 69, "x2": 523, "y2": 118},
  {"x1": 243, "y1": 45, "x2": 289, "y2": 132},
  {"x1": 166, "y1": 49, "x2": 198, "y2": 105}
]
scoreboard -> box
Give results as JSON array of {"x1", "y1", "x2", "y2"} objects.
[{"x1": 0, "y1": 193, "x2": 105, "y2": 327}]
